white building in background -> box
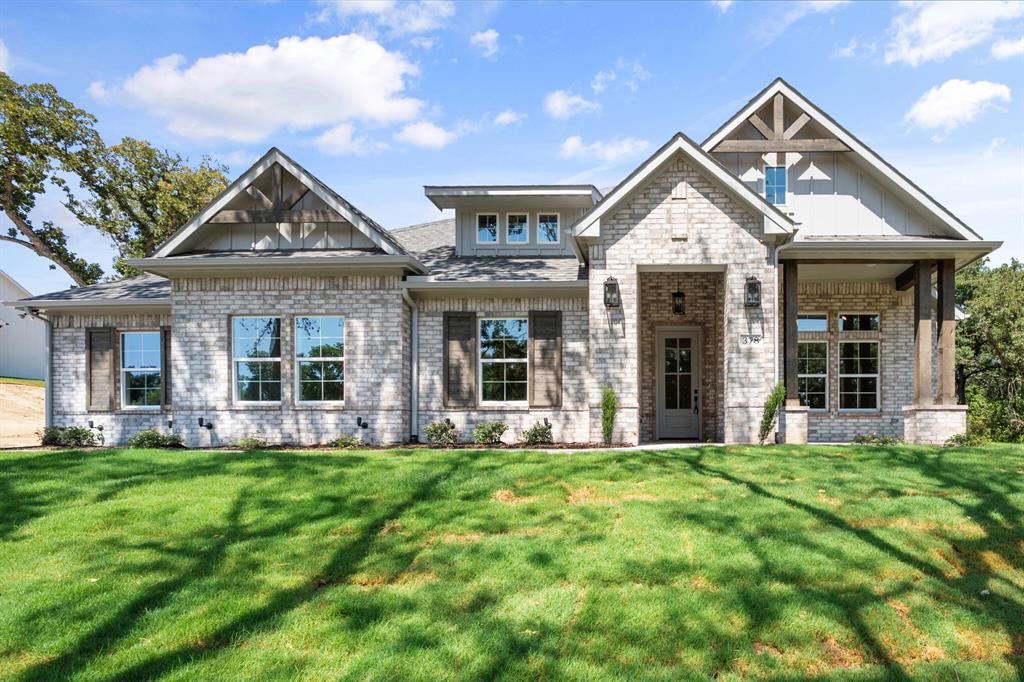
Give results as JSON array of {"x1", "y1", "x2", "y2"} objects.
[{"x1": 0, "y1": 270, "x2": 46, "y2": 381}]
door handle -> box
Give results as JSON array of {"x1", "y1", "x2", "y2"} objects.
[{"x1": 693, "y1": 388, "x2": 699, "y2": 414}]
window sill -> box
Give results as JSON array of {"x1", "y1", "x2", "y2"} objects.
[
  {"x1": 293, "y1": 402, "x2": 346, "y2": 411},
  {"x1": 232, "y1": 403, "x2": 283, "y2": 410}
]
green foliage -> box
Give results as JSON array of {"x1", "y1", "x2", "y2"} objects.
[
  {"x1": 126, "y1": 429, "x2": 183, "y2": 448},
  {"x1": 600, "y1": 386, "x2": 617, "y2": 444},
  {"x1": 851, "y1": 433, "x2": 901, "y2": 445},
  {"x1": 40, "y1": 425, "x2": 96, "y2": 447},
  {"x1": 237, "y1": 435, "x2": 269, "y2": 450},
  {"x1": 522, "y1": 421, "x2": 554, "y2": 446},
  {"x1": 758, "y1": 382, "x2": 786, "y2": 445},
  {"x1": 472, "y1": 421, "x2": 507, "y2": 445},
  {"x1": 424, "y1": 420, "x2": 458, "y2": 447},
  {"x1": 328, "y1": 434, "x2": 361, "y2": 449},
  {"x1": 944, "y1": 432, "x2": 990, "y2": 447}
]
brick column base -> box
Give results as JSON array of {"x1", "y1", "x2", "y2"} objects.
[
  {"x1": 902, "y1": 405, "x2": 967, "y2": 445},
  {"x1": 783, "y1": 405, "x2": 809, "y2": 444}
]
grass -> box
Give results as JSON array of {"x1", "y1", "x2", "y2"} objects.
[
  {"x1": 0, "y1": 444, "x2": 1021, "y2": 681},
  {"x1": 0, "y1": 376, "x2": 44, "y2": 387}
]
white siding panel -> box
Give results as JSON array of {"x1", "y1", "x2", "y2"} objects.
[{"x1": 0, "y1": 274, "x2": 46, "y2": 380}]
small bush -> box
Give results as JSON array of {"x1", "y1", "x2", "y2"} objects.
[
  {"x1": 944, "y1": 432, "x2": 990, "y2": 447},
  {"x1": 522, "y1": 421, "x2": 554, "y2": 446},
  {"x1": 328, "y1": 434, "x2": 361, "y2": 448},
  {"x1": 237, "y1": 434, "x2": 269, "y2": 450},
  {"x1": 601, "y1": 386, "x2": 617, "y2": 444},
  {"x1": 424, "y1": 420, "x2": 458, "y2": 447},
  {"x1": 473, "y1": 421, "x2": 507, "y2": 445},
  {"x1": 852, "y1": 433, "x2": 901, "y2": 445},
  {"x1": 40, "y1": 426, "x2": 96, "y2": 447},
  {"x1": 127, "y1": 429, "x2": 183, "y2": 448},
  {"x1": 758, "y1": 382, "x2": 786, "y2": 445}
]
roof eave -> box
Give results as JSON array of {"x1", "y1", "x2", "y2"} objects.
[{"x1": 127, "y1": 254, "x2": 427, "y2": 277}]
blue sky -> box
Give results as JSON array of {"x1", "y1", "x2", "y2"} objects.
[{"x1": 2, "y1": 0, "x2": 1022, "y2": 295}]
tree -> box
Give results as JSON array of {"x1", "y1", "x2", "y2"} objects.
[
  {"x1": 66, "y1": 138, "x2": 228, "y2": 278},
  {"x1": 0, "y1": 72, "x2": 104, "y2": 285}
]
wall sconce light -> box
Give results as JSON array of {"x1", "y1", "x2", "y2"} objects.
[
  {"x1": 745, "y1": 276, "x2": 762, "y2": 308},
  {"x1": 603, "y1": 277, "x2": 621, "y2": 309},
  {"x1": 198, "y1": 417, "x2": 213, "y2": 430},
  {"x1": 672, "y1": 290, "x2": 685, "y2": 316},
  {"x1": 356, "y1": 416, "x2": 369, "y2": 429},
  {"x1": 167, "y1": 419, "x2": 174, "y2": 430}
]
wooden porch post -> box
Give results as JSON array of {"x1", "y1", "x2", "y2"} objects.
[
  {"x1": 937, "y1": 259, "x2": 956, "y2": 405},
  {"x1": 914, "y1": 260, "x2": 935, "y2": 406},
  {"x1": 784, "y1": 261, "x2": 799, "y2": 406}
]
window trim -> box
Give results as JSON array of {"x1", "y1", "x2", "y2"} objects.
[
  {"x1": 475, "y1": 212, "x2": 499, "y2": 245},
  {"x1": 536, "y1": 212, "x2": 561, "y2": 245},
  {"x1": 293, "y1": 314, "x2": 346, "y2": 406},
  {"x1": 838, "y1": 340, "x2": 880, "y2": 413},
  {"x1": 838, "y1": 311, "x2": 881, "y2": 332},
  {"x1": 797, "y1": 312, "x2": 829, "y2": 333},
  {"x1": 797, "y1": 340, "x2": 828, "y2": 412},
  {"x1": 478, "y1": 316, "x2": 529, "y2": 406},
  {"x1": 505, "y1": 212, "x2": 529, "y2": 245},
  {"x1": 232, "y1": 315, "x2": 283, "y2": 405},
  {"x1": 765, "y1": 165, "x2": 787, "y2": 206},
  {"x1": 119, "y1": 329, "x2": 162, "y2": 411}
]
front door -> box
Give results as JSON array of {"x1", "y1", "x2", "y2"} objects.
[{"x1": 656, "y1": 329, "x2": 701, "y2": 439}]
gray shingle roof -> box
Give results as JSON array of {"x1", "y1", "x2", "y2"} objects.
[{"x1": 17, "y1": 273, "x2": 170, "y2": 303}]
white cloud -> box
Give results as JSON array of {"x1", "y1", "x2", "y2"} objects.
[
  {"x1": 470, "y1": 29, "x2": 500, "y2": 59},
  {"x1": 559, "y1": 135, "x2": 649, "y2": 163},
  {"x1": 754, "y1": 1, "x2": 849, "y2": 45},
  {"x1": 316, "y1": 0, "x2": 455, "y2": 36},
  {"x1": 0, "y1": 40, "x2": 9, "y2": 72},
  {"x1": 591, "y1": 58, "x2": 651, "y2": 94},
  {"x1": 710, "y1": 0, "x2": 734, "y2": 12},
  {"x1": 904, "y1": 79, "x2": 1011, "y2": 136},
  {"x1": 591, "y1": 69, "x2": 616, "y2": 93},
  {"x1": 410, "y1": 36, "x2": 440, "y2": 50},
  {"x1": 992, "y1": 36, "x2": 1024, "y2": 59},
  {"x1": 394, "y1": 120, "x2": 457, "y2": 149},
  {"x1": 89, "y1": 35, "x2": 422, "y2": 143},
  {"x1": 493, "y1": 109, "x2": 525, "y2": 125},
  {"x1": 543, "y1": 90, "x2": 600, "y2": 119},
  {"x1": 833, "y1": 37, "x2": 858, "y2": 58},
  {"x1": 314, "y1": 122, "x2": 374, "y2": 155},
  {"x1": 885, "y1": 1, "x2": 1024, "y2": 66}
]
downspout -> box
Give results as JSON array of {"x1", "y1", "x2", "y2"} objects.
[
  {"x1": 772, "y1": 235, "x2": 797, "y2": 386},
  {"x1": 22, "y1": 307, "x2": 53, "y2": 427},
  {"x1": 401, "y1": 288, "x2": 419, "y2": 442}
]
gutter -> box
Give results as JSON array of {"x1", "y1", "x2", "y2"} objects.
[
  {"x1": 125, "y1": 254, "x2": 428, "y2": 276},
  {"x1": 19, "y1": 307, "x2": 53, "y2": 428},
  {"x1": 5, "y1": 299, "x2": 170, "y2": 311},
  {"x1": 401, "y1": 288, "x2": 419, "y2": 442},
  {"x1": 772, "y1": 236, "x2": 799, "y2": 387},
  {"x1": 402, "y1": 279, "x2": 587, "y2": 291}
]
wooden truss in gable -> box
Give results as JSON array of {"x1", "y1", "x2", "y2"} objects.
[
  {"x1": 711, "y1": 93, "x2": 850, "y2": 154},
  {"x1": 207, "y1": 163, "x2": 345, "y2": 224}
]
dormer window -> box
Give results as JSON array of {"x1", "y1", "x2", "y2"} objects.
[
  {"x1": 476, "y1": 213, "x2": 498, "y2": 244},
  {"x1": 506, "y1": 213, "x2": 528, "y2": 243},
  {"x1": 538, "y1": 213, "x2": 560, "y2": 244},
  {"x1": 765, "y1": 166, "x2": 786, "y2": 205}
]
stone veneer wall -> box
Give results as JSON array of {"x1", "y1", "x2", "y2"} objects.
[
  {"x1": 587, "y1": 155, "x2": 776, "y2": 444},
  {"x1": 638, "y1": 272, "x2": 725, "y2": 442},
  {"x1": 416, "y1": 295, "x2": 590, "y2": 443},
  {"x1": 170, "y1": 275, "x2": 410, "y2": 447},
  {"x1": 50, "y1": 311, "x2": 172, "y2": 445}
]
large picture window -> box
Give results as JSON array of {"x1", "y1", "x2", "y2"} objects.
[
  {"x1": 479, "y1": 318, "x2": 528, "y2": 403},
  {"x1": 233, "y1": 316, "x2": 281, "y2": 403},
  {"x1": 121, "y1": 331, "x2": 161, "y2": 408},
  {"x1": 797, "y1": 341, "x2": 828, "y2": 411},
  {"x1": 295, "y1": 316, "x2": 345, "y2": 403},
  {"x1": 839, "y1": 341, "x2": 879, "y2": 410}
]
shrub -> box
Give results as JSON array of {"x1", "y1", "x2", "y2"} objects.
[
  {"x1": 944, "y1": 432, "x2": 990, "y2": 447},
  {"x1": 522, "y1": 421, "x2": 554, "y2": 446},
  {"x1": 127, "y1": 429, "x2": 183, "y2": 448},
  {"x1": 425, "y1": 420, "x2": 458, "y2": 447},
  {"x1": 328, "y1": 434, "x2": 361, "y2": 448},
  {"x1": 758, "y1": 382, "x2": 786, "y2": 445},
  {"x1": 473, "y1": 421, "x2": 507, "y2": 445},
  {"x1": 601, "y1": 386, "x2": 617, "y2": 444},
  {"x1": 40, "y1": 426, "x2": 96, "y2": 447},
  {"x1": 237, "y1": 435, "x2": 269, "y2": 450},
  {"x1": 852, "y1": 433, "x2": 901, "y2": 445}
]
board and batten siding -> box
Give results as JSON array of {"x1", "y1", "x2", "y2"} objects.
[
  {"x1": 0, "y1": 271, "x2": 46, "y2": 380},
  {"x1": 455, "y1": 205, "x2": 587, "y2": 257}
]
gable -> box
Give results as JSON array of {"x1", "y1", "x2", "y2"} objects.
[
  {"x1": 153, "y1": 148, "x2": 407, "y2": 257},
  {"x1": 703, "y1": 79, "x2": 981, "y2": 241}
]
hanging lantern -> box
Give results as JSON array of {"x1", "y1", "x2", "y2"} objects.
[
  {"x1": 745, "y1": 276, "x2": 762, "y2": 307},
  {"x1": 603, "y1": 277, "x2": 620, "y2": 308},
  {"x1": 672, "y1": 290, "x2": 685, "y2": 315}
]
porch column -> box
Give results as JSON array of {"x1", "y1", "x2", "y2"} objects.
[
  {"x1": 783, "y1": 261, "x2": 799, "y2": 405},
  {"x1": 913, "y1": 260, "x2": 935, "y2": 406},
  {"x1": 937, "y1": 259, "x2": 956, "y2": 405}
]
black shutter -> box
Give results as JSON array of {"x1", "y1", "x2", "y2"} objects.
[
  {"x1": 443, "y1": 312, "x2": 476, "y2": 407},
  {"x1": 86, "y1": 328, "x2": 115, "y2": 412},
  {"x1": 529, "y1": 311, "x2": 562, "y2": 408}
]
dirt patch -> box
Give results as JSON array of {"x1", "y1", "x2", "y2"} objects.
[
  {"x1": 821, "y1": 635, "x2": 864, "y2": 668},
  {"x1": 493, "y1": 489, "x2": 536, "y2": 505},
  {"x1": 753, "y1": 641, "x2": 782, "y2": 656},
  {"x1": 563, "y1": 484, "x2": 618, "y2": 506},
  {"x1": 0, "y1": 382, "x2": 44, "y2": 448},
  {"x1": 442, "y1": 532, "x2": 484, "y2": 544}
]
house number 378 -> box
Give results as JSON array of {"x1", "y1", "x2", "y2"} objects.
[{"x1": 741, "y1": 335, "x2": 762, "y2": 345}]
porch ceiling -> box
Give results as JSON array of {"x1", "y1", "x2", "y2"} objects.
[{"x1": 797, "y1": 263, "x2": 908, "y2": 282}]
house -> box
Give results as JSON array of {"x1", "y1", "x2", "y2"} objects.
[
  {"x1": 7, "y1": 78, "x2": 1001, "y2": 447},
  {"x1": 0, "y1": 269, "x2": 46, "y2": 381}
]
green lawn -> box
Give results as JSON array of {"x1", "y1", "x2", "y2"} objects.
[{"x1": 1, "y1": 445, "x2": 1021, "y2": 681}]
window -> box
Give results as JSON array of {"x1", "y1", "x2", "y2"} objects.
[
  {"x1": 295, "y1": 316, "x2": 345, "y2": 403},
  {"x1": 506, "y1": 213, "x2": 528, "y2": 244},
  {"x1": 839, "y1": 341, "x2": 879, "y2": 410},
  {"x1": 797, "y1": 341, "x2": 828, "y2": 411},
  {"x1": 479, "y1": 318, "x2": 528, "y2": 403},
  {"x1": 121, "y1": 331, "x2": 161, "y2": 408},
  {"x1": 476, "y1": 213, "x2": 498, "y2": 244},
  {"x1": 765, "y1": 166, "x2": 786, "y2": 205},
  {"x1": 233, "y1": 316, "x2": 281, "y2": 403},
  {"x1": 797, "y1": 314, "x2": 828, "y2": 332},
  {"x1": 839, "y1": 313, "x2": 880, "y2": 331},
  {"x1": 537, "y1": 213, "x2": 560, "y2": 244}
]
